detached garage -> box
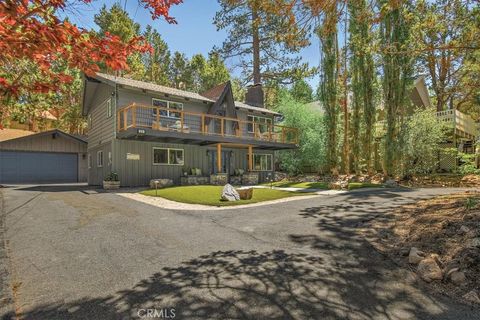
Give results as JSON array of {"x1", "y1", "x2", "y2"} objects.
[{"x1": 0, "y1": 129, "x2": 87, "y2": 184}]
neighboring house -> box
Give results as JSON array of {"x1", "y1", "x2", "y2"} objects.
[
  {"x1": 82, "y1": 73, "x2": 299, "y2": 186},
  {"x1": 0, "y1": 129, "x2": 88, "y2": 184},
  {"x1": 9, "y1": 110, "x2": 58, "y2": 132}
]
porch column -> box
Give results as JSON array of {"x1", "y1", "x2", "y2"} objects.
[
  {"x1": 217, "y1": 143, "x2": 222, "y2": 173},
  {"x1": 248, "y1": 145, "x2": 253, "y2": 172}
]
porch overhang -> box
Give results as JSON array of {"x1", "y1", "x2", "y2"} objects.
[{"x1": 116, "y1": 127, "x2": 297, "y2": 150}]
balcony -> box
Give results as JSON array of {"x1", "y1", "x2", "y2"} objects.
[
  {"x1": 375, "y1": 109, "x2": 478, "y2": 140},
  {"x1": 116, "y1": 103, "x2": 299, "y2": 149}
]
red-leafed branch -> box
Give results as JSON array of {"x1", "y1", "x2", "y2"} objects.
[{"x1": 0, "y1": 0, "x2": 182, "y2": 96}]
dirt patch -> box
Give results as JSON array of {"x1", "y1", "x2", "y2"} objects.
[
  {"x1": 400, "y1": 174, "x2": 480, "y2": 188},
  {"x1": 360, "y1": 191, "x2": 480, "y2": 305}
]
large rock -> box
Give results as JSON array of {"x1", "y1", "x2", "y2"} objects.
[
  {"x1": 149, "y1": 178, "x2": 173, "y2": 189},
  {"x1": 417, "y1": 257, "x2": 443, "y2": 282},
  {"x1": 385, "y1": 179, "x2": 398, "y2": 188},
  {"x1": 408, "y1": 247, "x2": 426, "y2": 264},
  {"x1": 463, "y1": 290, "x2": 480, "y2": 304},
  {"x1": 221, "y1": 184, "x2": 240, "y2": 201},
  {"x1": 237, "y1": 188, "x2": 253, "y2": 200},
  {"x1": 470, "y1": 238, "x2": 480, "y2": 248},
  {"x1": 449, "y1": 270, "x2": 467, "y2": 285}
]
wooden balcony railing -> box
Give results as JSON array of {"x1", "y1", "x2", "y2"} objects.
[
  {"x1": 374, "y1": 109, "x2": 478, "y2": 139},
  {"x1": 117, "y1": 103, "x2": 299, "y2": 145}
]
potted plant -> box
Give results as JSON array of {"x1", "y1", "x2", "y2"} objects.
[{"x1": 103, "y1": 172, "x2": 120, "y2": 190}]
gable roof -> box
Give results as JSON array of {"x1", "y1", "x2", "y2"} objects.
[
  {"x1": 91, "y1": 73, "x2": 215, "y2": 103},
  {"x1": 0, "y1": 129, "x2": 35, "y2": 142},
  {"x1": 0, "y1": 129, "x2": 87, "y2": 145},
  {"x1": 84, "y1": 73, "x2": 281, "y2": 116}
]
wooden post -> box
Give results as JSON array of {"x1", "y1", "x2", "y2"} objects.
[
  {"x1": 123, "y1": 109, "x2": 127, "y2": 129},
  {"x1": 117, "y1": 111, "x2": 121, "y2": 131},
  {"x1": 281, "y1": 127, "x2": 285, "y2": 143},
  {"x1": 217, "y1": 143, "x2": 222, "y2": 173},
  {"x1": 248, "y1": 145, "x2": 253, "y2": 172},
  {"x1": 180, "y1": 113, "x2": 184, "y2": 133},
  {"x1": 132, "y1": 105, "x2": 136, "y2": 128},
  {"x1": 201, "y1": 114, "x2": 205, "y2": 134},
  {"x1": 221, "y1": 118, "x2": 224, "y2": 136},
  {"x1": 156, "y1": 106, "x2": 160, "y2": 130}
]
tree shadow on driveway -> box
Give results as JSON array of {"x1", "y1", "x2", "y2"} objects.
[{"x1": 12, "y1": 188, "x2": 479, "y2": 320}]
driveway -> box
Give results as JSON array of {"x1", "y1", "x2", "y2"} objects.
[{"x1": 0, "y1": 185, "x2": 479, "y2": 319}]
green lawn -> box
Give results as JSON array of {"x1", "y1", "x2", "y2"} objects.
[
  {"x1": 141, "y1": 185, "x2": 313, "y2": 206},
  {"x1": 347, "y1": 182, "x2": 384, "y2": 190},
  {"x1": 264, "y1": 181, "x2": 330, "y2": 189}
]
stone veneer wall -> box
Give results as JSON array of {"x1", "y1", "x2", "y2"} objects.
[
  {"x1": 210, "y1": 173, "x2": 229, "y2": 186},
  {"x1": 241, "y1": 173, "x2": 259, "y2": 186},
  {"x1": 180, "y1": 176, "x2": 210, "y2": 185},
  {"x1": 230, "y1": 176, "x2": 242, "y2": 185}
]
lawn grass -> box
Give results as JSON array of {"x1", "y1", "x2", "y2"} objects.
[
  {"x1": 264, "y1": 181, "x2": 330, "y2": 189},
  {"x1": 347, "y1": 182, "x2": 384, "y2": 190},
  {"x1": 141, "y1": 185, "x2": 313, "y2": 206}
]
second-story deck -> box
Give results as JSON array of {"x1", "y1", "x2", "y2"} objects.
[
  {"x1": 116, "y1": 103, "x2": 299, "y2": 149},
  {"x1": 375, "y1": 109, "x2": 478, "y2": 141}
]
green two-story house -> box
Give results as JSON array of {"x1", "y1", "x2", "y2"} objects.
[{"x1": 82, "y1": 73, "x2": 298, "y2": 186}]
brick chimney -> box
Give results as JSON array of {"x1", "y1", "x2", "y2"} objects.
[{"x1": 245, "y1": 83, "x2": 264, "y2": 108}]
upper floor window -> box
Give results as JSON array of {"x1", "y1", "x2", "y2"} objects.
[
  {"x1": 106, "y1": 99, "x2": 112, "y2": 118},
  {"x1": 152, "y1": 98, "x2": 183, "y2": 119},
  {"x1": 247, "y1": 115, "x2": 272, "y2": 133}
]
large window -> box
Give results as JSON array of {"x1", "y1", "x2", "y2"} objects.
[
  {"x1": 153, "y1": 148, "x2": 184, "y2": 165},
  {"x1": 152, "y1": 98, "x2": 183, "y2": 119},
  {"x1": 247, "y1": 115, "x2": 272, "y2": 134},
  {"x1": 249, "y1": 154, "x2": 273, "y2": 171},
  {"x1": 97, "y1": 151, "x2": 103, "y2": 168}
]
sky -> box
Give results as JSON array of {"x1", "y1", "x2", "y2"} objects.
[{"x1": 64, "y1": 0, "x2": 320, "y2": 88}]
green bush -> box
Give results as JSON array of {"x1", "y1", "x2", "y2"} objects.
[
  {"x1": 104, "y1": 172, "x2": 119, "y2": 181},
  {"x1": 274, "y1": 93, "x2": 326, "y2": 174},
  {"x1": 399, "y1": 108, "x2": 448, "y2": 176}
]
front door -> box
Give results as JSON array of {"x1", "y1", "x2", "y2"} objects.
[{"x1": 211, "y1": 150, "x2": 231, "y2": 175}]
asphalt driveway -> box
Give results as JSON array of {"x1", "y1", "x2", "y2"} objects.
[{"x1": 1, "y1": 185, "x2": 479, "y2": 320}]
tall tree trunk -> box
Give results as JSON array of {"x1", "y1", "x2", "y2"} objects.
[
  {"x1": 319, "y1": 6, "x2": 339, "y2": 175},
  {"x1": 342, "y1": 6, "x2": 349, "y2": 174},
  {"x1": 252, "y1": 2, "x2": 261, "y2": 84},
  {"x1": 380, "y1": 0, "x2": 412, "y2": 177}
]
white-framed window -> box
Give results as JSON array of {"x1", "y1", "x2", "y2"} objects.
[
  {"x1": 88, "y1": 153, "x2": 92, "y2": 169},
  {"x1": 106, "y1": 99, "x2": 112, "y2": 118},
  {"x1": 247, "y1": 115, "x2": 272, "y2": 133},
  {"x1": 88, "y1": 114, "x2": 92, "y2": 129},
  {"x1": 108, "y1": 151, "x2": 112, "y2": 165},
  {"x1": 249, "y1": 153, "x2": 273, "y2": 171},
  {"x1": 152, "y1": 98, "x2": 183, "y2": 119},
  {"x1": 97, "y1": 150, "x2": 103, "y2": 167},
  {"x1": 153, "y1": 148, "x2": 184, "y2": 165}
]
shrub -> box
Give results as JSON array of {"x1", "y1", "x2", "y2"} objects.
[
  {"x1": 104, "y1": 172, "x2": 119, "y2": 181},
  {"x1": 274, "y1": 93, "x2": 326, "y2": 175}
]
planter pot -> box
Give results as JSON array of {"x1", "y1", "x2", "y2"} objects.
[{"x1": 103, "y1": 180, "x2": 120, "y2": 190}]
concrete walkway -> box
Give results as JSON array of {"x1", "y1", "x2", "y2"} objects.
[{"x1": 1, "y1": 185, "x2": 479, "y2": 320}]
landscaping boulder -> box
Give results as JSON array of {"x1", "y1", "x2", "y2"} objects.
[
  {"x1": 221, "y1": 184, "x2": 240, "y2": 201},
  {"x1": 470, "y1": 237, "x2": 480, "y2": 248},
  {"x1": 385, "y1": 179, "x2": 398, "y2": 188},
  {"x1": 237, "y1": 188, "x2": 253, "y2": 200},
  {"x1": 459, "y1": 225, "x2": 470, "y2": 235},
  {"x1": 463, "y1": 290, "x2": 480, "y2": 304},
  {"x1": 149, "y1": 179, "x2": 173, "y2": 189},
  {"x1": 449, "y1": 270, "x2": 467, "y2": 285},
  {"x1": 417, "y1": 256, "x2": 443, "y2": 282},
  {"x1": 408, "y1": 247, "x2": 426, "y2": 264}
]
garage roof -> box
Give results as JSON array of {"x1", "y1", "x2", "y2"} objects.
[{"x1": 0, "y1": 129, "x2": 87, "y2": 145}]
